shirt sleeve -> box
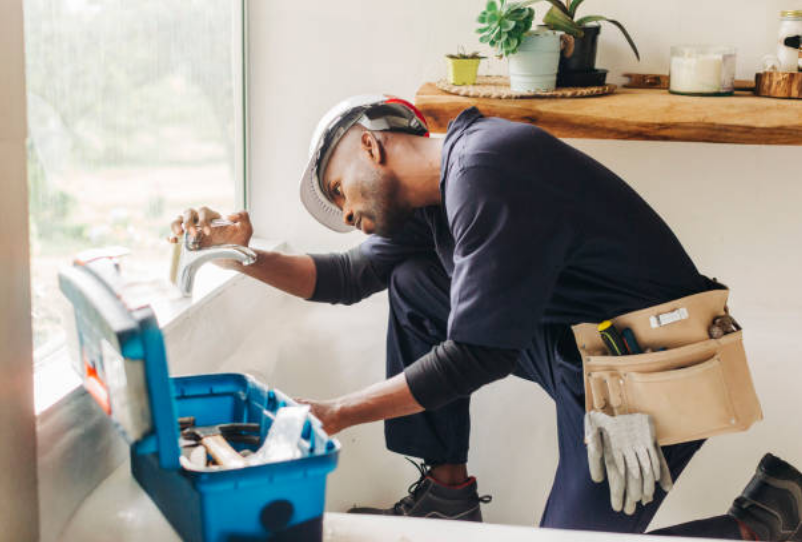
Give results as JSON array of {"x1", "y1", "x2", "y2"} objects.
[
  {"x1": 404, "y1": 340, "x2": 518, "y2": 410},
  {"x1": 446, "y1": 165, "x2": 575, "y2": 349},
  {"x1": 308, "y1": 210, "x2": 435, "y2": 305},
  {"x1": 308, "y1": 246, "x2": 385, "y2": 305}
]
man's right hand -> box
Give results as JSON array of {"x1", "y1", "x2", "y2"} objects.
[
  {"x1": 168, "y1": 206, "x2": 317, "y2": 300},
  {"x1": 168, "y1": 207, "x2": 253, "y2": 248}
]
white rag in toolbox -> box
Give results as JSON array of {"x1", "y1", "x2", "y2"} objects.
[{"x1": 247, "y1": 405, "x2": 310, "y2": 465}]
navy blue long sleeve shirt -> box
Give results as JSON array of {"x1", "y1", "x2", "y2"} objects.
[{"x1": 308, "y1": 108, "x2": 713, "y2": 409}]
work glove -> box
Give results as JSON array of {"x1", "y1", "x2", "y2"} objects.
[{"x1": 584, "y1": 411, "x2": 673, "y2": 515}]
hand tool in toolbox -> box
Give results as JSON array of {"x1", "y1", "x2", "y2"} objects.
[
  {"x1": 181, "y1": 423, "x2": 260, "y2": 468},
  {"x1": 59, "y1": 253, "x2": 340, "y2": 541}
]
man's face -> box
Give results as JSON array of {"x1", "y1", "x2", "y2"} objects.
[{"x1": 322, "y1": 129, "x2": 413, "y2": 238}]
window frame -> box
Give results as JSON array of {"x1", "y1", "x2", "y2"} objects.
[{"x1": 236, "y1": 0, "x2": 249, "y2": 212}]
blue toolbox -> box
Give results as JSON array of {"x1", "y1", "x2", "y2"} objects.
[{"x1": 59, "y1": 255, "x2": 340, "y2": 541}]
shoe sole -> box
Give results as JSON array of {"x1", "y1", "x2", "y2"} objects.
[{"x1": 423, "y1": 504, "x2": 483, "y2": 522}]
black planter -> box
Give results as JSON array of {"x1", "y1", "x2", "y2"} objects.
[
  {"x1": 560, "y1": 24, "x2": 601, "y2": 73},
  {"x1": 557, "y1": 68, "x2": 608, "y2": 87}
]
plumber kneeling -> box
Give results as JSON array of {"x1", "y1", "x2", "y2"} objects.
[{"x1": 169, "y1": 96, "x2": 802, "y2": 541}]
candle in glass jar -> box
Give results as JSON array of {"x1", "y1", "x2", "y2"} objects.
[{"x1": 670, "y1": 45, "x2": 736, "y2": 96}]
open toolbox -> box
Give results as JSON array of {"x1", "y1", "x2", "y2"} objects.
[{"x1": 58, "y1": 255, "x2": 340, "y2": 542}]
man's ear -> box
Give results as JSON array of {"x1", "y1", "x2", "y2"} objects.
[{"x1": 361, "y1": 131, "x2": 385, "y2": 166}]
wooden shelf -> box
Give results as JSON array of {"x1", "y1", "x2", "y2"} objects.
[{"x1": 415, "y1": 82, "x2": 802, "y2": 145}]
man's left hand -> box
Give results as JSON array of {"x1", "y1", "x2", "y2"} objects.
[
  {"x1": 296, "y1": 397, "x2": 347, "y2": 435},
  {"x1": 295, "y1": 373, "x2": 425, "y2": 437}
]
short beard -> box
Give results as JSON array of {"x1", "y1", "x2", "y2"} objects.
[{"x1": 362, "y1": 169, "x2": 413, "y2": 238}]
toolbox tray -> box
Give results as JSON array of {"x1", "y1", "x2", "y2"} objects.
[{"x1": 59, "y1": 256, "x2": 339, "y2": 542}]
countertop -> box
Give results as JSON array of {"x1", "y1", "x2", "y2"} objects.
[{"x1": 59, "y1": 460, "x2": 712, "y2": 542}]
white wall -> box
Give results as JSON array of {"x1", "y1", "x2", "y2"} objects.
[
  {"x1": 0, "y1": 0, "x2": 39, "y2": 539},
  {"x1": 244, "y1": 0, "x2": 802, "y2": 530}
]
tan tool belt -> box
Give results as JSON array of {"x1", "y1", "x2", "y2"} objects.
[{"x1": 572, "y1": 289, "x2": 762, "y2": 446}]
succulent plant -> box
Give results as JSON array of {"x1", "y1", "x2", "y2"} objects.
[
  {"x1": 476, "y1": 1, "x2": 534, "y2": 57},
  {"x1": 446, "y1": 47, "x2": 486, "y2": 60},
  {"x1": 476, "y1": 0, "x2": 580, "y2": 57},
  {"x1": 543, "y1": 0, "x2": 640, "y2": 60}
]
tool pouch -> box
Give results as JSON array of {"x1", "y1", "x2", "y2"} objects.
[{"x1": 572, "y1": 289, "x2": 762, "y2": 446}]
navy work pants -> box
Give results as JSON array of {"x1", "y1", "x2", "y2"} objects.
[{"x1": 383, "y1": 257, "x2": 743, "y2": 538}]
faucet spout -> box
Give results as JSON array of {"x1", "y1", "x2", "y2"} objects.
[{"x1": 176, "y1": 242, "x2": 257, "y2": 297}]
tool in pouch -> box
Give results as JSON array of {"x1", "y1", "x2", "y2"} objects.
[{"x1": 573, "y1": 288, "x2": 762, "y2": 446}]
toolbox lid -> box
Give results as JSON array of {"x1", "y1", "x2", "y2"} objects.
[{"x1": 59, "y1": 255, "x2": 181, "y2": 470}]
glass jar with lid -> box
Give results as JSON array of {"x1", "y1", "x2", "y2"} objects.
[{"x1": 778, "y1": 10, "x2": 802, "y2": 72}]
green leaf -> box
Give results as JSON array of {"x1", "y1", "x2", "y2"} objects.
[
  {"x1": 523, "y1": 12, "x2": 535, "y2": 29},
  {"x1": 543, "y1": 6, "x2": 584, "y2": 36},
  {"x1": 508, "y1": 8, "x2": 526, "y2": 20},
  {"x1": 574, "y1": 14, "x2": 603, "y2": 25},
  {"x1": 479, "y1": 33, "x2": 492, "y2": 43},
  {"x1": 476, "y1": 26, "x2": 492, "y2": 34},
  {"x1": 488, "y1": 11, "x2": 499, "y2": 24},
  {"x1": 525, "y1": 0, "x2": 570, "y2": 16},
  {"x1": 576, "y1": 15, "x2": 640, "y2": 60},
  {"x1": 502, "y1": 18, "x2": 516, "y2": 31},
  {"x1": 486, "y1": 0, "x2": 498, "y2": 12},
  {"x1": 568, "y1": 0, "x2": 586, "y2": 17},
  {"x1": 477, "y1": 13, "x2": 488, "y2": 24}
]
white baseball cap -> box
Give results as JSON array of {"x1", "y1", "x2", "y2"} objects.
[{"x1": 299, "y1": 94, "x2": 429, "y2": 232}]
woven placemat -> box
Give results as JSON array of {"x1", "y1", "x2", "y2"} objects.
[{"x1": 436, "y1": 76, "x2": 616, "y2": 99}]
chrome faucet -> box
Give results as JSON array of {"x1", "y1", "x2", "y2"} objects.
[{"x1": 175, "y1": 234, "x2": 257, "y2": 297}]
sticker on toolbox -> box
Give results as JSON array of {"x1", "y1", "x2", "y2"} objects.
[{"x1": 102, "y1": 338, "x2": 152, "y2": 441}]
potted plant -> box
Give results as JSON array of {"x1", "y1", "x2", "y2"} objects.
[
  {"x1": 477, "y1": 0, "x2": 571, "y2": 92},
  {"x1": 542, "y1": 0, "x2": 640, "y2": 86},
  {"x1": 445, "y1": 48, "x2": 486, "y2": 86}
]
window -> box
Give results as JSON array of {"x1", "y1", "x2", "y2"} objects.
[{"x1": 24, "y1": 0, "x2": 245, "y2": 411}]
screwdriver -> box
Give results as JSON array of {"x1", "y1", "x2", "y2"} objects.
[{"x1": 598, "y1": 321, "x2": 627, "y2": 356}]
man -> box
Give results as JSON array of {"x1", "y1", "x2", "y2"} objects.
[{"x1": 172, "y1": 95, "x2": 802, "y2": 540}]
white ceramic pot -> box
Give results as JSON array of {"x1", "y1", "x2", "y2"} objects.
[{"x1": 508, "y1": 27, "x2": 561, "y2": 92}]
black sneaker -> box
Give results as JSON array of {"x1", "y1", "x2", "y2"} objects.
[
  {"x1": 729, "y1": 453, "x2": 802, "y2": 541},
  {"x1": 347, "y1": 459, "x2": 491, "y2": 521}
]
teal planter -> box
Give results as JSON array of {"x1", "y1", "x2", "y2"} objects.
[{"x1": 508, "y1": 28, "x2": 561, "y2": 92}]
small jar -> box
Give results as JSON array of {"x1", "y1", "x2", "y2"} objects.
[
  {"x1": 777, "y1": 10, "x2": 802, "y2": 72},
  {"x1": 669, "y1": 45, "x2": 736, "y2": 96}
]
